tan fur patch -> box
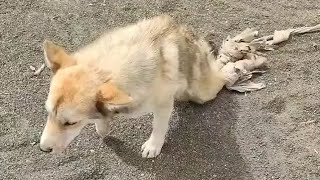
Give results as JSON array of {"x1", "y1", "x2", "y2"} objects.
[
  {"x1": 48, "y1": 67, "x2": 90, "y2": 118},
  {"x1": 97, "y1": 82, "x2": 132, "y2": 105},
  {"x1": 44, "y1": 40, "x2": 76, "y2": 73},
  {"x1": 46, "y1": 114, "x2": 64, "y2": 131}
]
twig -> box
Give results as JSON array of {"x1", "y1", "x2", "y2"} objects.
[
  {"x1": 33, "y1": 63, "x2": 45, "y2": 75},
  {"x1": 29, "y1": 65, "x2": 36, "y2": 71},
  {"x1": 291, "y1": 24, "x2": 320, "y2": 34},
  {"x1": 251, "y1": 35, "x2": 273, "y2": 42},
  {"x1": 299, "y1": 120, "x2": 317, "y2": 125}
]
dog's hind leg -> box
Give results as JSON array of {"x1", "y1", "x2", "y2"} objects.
[{"x1": 187, "y1": 69, "x2": 227, "y2": 104}]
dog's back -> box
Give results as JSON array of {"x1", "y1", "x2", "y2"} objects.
[{"x1": 73, "y1": 15, "x2": 224, "y2": 105}]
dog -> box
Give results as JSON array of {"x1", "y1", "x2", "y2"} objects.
[{"x1": 39, "y1": 15, "x2": 227, "y2": 158}]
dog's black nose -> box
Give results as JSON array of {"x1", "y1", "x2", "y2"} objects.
[{"x1": 40, "y1": 146, "x2": 53, "y2": 153}]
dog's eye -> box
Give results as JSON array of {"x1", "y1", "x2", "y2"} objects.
[
  {"x1": 114, "y1": 110, "x2": 120, "y2": 114},
  {"x1": 64, "y1": 121, "x2": 77, "y2": 126}
]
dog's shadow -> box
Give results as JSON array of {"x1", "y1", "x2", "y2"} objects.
[{"x1": 103, "y1": 90, "x2": 251, "y2": 179}]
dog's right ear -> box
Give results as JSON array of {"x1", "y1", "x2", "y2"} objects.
[
  {"x1": 95, "y1": 82, "x2": 132, "y2": 114},
  {"x1": 43, "y1": 40, "x2": 75, "y2": 73},
  {"x1": 96, "y1": 82, "x2": 133, "y2": 106}
]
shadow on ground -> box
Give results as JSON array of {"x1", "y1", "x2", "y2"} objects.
[{"x1": 104, "y1": 90, "x2": 252, "y2": 180}]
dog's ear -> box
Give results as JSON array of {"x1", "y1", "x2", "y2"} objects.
[
  {"x1": 43, "y1": 40, "x2": 75, "y2": 73},
  {"x1": 97, "y1": 82, "x2": 133, "y2": 106}
]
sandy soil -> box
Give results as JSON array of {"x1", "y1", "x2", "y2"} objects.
[{"x1": 0, "y1": 0, "x2": 319, "y2": 179}]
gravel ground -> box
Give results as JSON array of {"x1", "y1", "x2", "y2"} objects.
[{"x1": 0, "y1": 0, "x2": 319, "y2": 179}]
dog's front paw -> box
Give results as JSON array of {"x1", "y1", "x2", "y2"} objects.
[
  {"x1": 141, "y1": 139, "x2": 164, "y2": 158},
  {"x1": 95, "y1": 120, "x2": 110, "y2": 138},
  {"x1": 96, "y1": 127, "x2": 110, "y2": 138}
]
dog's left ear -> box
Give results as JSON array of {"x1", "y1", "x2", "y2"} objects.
[
  {"x1": 43, "y1": 40, "x2": 76, "y2": 73},
  {"x1": 97, "y1": 82, "x2": 133, "y2": 106}
]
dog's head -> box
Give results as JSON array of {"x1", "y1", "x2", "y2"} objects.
[{"x1": 39, "y1": 40, "x2": 132, "y2": 153}]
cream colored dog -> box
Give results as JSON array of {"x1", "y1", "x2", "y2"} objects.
[{"x1": 39, "y1": 15, "x2": 227, "y2": 158}]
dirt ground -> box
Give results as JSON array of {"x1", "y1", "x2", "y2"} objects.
[{"x1": 1, "y1": 0, "x2": 319, "y2": 179}]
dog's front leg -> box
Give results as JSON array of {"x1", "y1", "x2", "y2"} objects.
[
  {"x1": 95, "y1": 118, "x2": 111, "y2": 138},
  {"x1": 141, "y1": 99, "x2": 174, "y2": 158}
]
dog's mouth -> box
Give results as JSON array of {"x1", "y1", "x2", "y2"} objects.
[
  {"x1": 39, "y1": 132, "x2": 79, "y2": 154},
  {"x1": 39, "y1": 142, "x2": 69, "y2": 154},
  {"x1": 39, "y1": 146, "x2": 53, "y2": 153}
]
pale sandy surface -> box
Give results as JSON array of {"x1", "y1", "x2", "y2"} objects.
[{"x1": 1, "y1": 0, "x2": 319, "y2": 179}]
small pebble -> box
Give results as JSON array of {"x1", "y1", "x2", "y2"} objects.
[
  {"x1": 312, "y1": 42, "x2": 318, "y2": 49},
  {"x1": 29, "y1": 65, "x2": 36, "y2": 71}
]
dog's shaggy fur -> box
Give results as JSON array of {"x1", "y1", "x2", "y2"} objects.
[{"x1": 40, "y1": 15, "x2": 227, "y2": 158}]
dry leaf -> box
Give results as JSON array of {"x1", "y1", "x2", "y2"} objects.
[
  {"x1": 217, "y1": 23, "x2": 320, "y2": 92},
  {"x1": 233, "y1": 28, "x2": 259, "y2": 42},
  {"x1": 226, "y1": 81, "x2": 266, "y2": 92},
  {"x1": 268, "y1": 29, "x2": 292, "y2": 45}
]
